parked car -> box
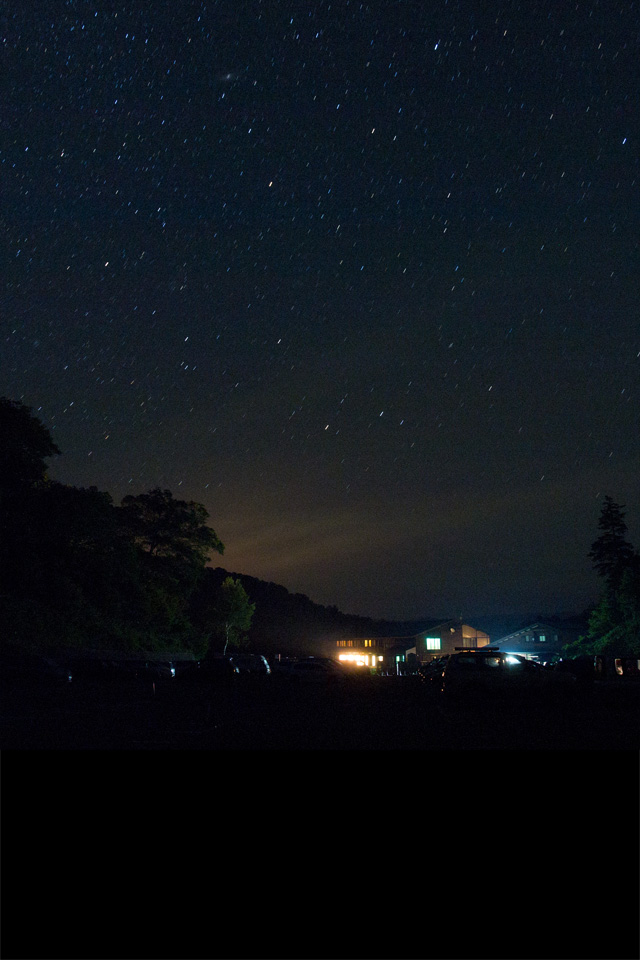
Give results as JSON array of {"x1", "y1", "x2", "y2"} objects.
[
  {"x1": 114, "y1": 659, "x2": 177, "y2": 681},
  {"x1": 0, "y1": 645, "x2": 73, "y2": 683},
  {"x1": 272, "y1": 657, "x2": 350, "y2": 682},
  {"x1": 230, "y1": 654, "x2": 271, "y2": 676},
  {"x1": 614, "y1": 657, "x2": 640, "y2": 680},
  {"x1": 552, "y1": 656, "x2": 597, "y2": 685},
  {"x1": 145, "y1": 661, "x2": 177, "y2": 680},
  {"x1": 594, "y1": 654, "x2": 640, "y2": 680},
  {"x1": 441, "y1": 648, "x2": 576, "y2": 702},
  {"x1": 175, "y1": 657, "x2": 240, "y2": 683},
  {"x1": 67, "y1": 658, "x2": 124, "y2": 682},
  {"x1": 172, "y1": 659, "x2": 200, "y2": 678},
  {"x1": 418, "y1": 656, "x2": 449, "y2": 684}
]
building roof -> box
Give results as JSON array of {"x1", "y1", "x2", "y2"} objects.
[
  {"x1": 338, "y1": 619, "x2": 490, "y2": 647},
  {"x1": 493, "y1": 620, "x2": 582, "y2": 644},
  {"x1": 413, "y1": 619, "x2": 489, "y2": 638}
]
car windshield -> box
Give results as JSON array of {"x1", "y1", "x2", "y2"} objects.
[{"x1": 453, "y1": 655, "x2": 501, "y2": 669}]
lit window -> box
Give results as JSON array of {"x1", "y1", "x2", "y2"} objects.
[
  {"x1": 426, "y1": 637, "x2": 441, "y2": 650},
  {"x1": 539, "y1": 635, "x2": 546, "y2": 642}
]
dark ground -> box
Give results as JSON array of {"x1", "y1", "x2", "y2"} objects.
[
  {"x1": 2, "y1": 674, "x2": 639, "y2": 960},
  {"x1": 1, "y1": 671, "x2": 638, "y2": 750}
]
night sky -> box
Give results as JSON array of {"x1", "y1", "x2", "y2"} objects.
[{"x1": 3, "y1": 1, "x2": 639, "y2": 620}]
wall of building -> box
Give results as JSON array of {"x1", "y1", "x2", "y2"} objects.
[{"x1": 418, "y1": 623, "x2": 490, "y2": 660}]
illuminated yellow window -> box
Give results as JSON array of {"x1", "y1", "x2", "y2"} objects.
[{"x1": 425, "y1": 637, "x2": 441, "y2": 650}]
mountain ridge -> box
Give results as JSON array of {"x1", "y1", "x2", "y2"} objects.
[{"x1": 209, "y1": 567, "x2": 590, "y2": 657}]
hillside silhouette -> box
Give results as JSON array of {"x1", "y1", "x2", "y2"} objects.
[
  {"x1": 206, "y1": 566, "x2": 447, "y2": 657},
  {"x1": 206, "y1": 566, "x2": 586, "y2": 658}
]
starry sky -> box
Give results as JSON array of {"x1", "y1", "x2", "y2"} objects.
[{"x1": 3, "y1": 1, "x2": 639, "y2": 620}]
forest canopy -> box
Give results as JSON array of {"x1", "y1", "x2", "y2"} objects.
[{"x1": 0, "y1": 397, "x2": 252, "y2": 657}]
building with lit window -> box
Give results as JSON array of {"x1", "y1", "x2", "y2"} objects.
[
  {"x1": 335, "y1": 635, "x2": 414, "y2": 670},
  {"x1": 336, "y1": 619, "x2": 490, "y2": 669},
  {"x1": 413, "y1": 620, "x2": 490, "y2": 660},
  {"x1": 488, "y1": 619, "x2": 584, "y2": 662}
]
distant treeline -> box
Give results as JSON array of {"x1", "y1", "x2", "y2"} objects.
[{"x1": 2, "y1": 397, "x2": 637, "y2": 660}]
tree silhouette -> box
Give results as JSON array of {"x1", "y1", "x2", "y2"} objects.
[
  {"x1": 588, "y1": 496, "x2": 635, "y2": 589},
  {"x1": 190, "y1": 571, "x2": 255, "y2": 656},
  {"x1": 0, "y1": 396, "x2": 60, "y2": 495},
  {"x1": 119, "y1": 487, "x2": 223, "y2": 568},
  {"x1": 217, "y1": 577, "x2": 256, "y2": 656},
  {"x1": 565, "y1": 496, "x2": 639, "y2": 657}
]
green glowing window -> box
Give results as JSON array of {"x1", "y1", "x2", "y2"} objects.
[{"x1": 425, "y1": 637, "x2": 441, "y2": 650}]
